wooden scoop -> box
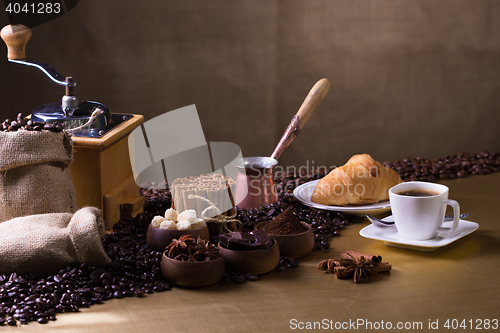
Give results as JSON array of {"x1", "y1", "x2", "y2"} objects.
[{"x1": 270, "y1": 78, "x2": 330, "y2": 160}]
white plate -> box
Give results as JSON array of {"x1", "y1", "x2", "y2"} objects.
[
  {"x1": 293, "y1": 179, "x2": 391, "y2": 215},
  {"x1": 359, "y1": 216, "x2": 479, "y2": 252}
]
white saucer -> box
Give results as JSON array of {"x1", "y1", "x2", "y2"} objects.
[
  {"x1": 359, "y1": 215, "x2": 479, "y2": 252},
  {"x1": 293, "y1": 179, "x2": 391, "y2": 215}
]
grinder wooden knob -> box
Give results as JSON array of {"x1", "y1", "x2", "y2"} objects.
[{"x1": 1, "y1": 24, "x2": 32, "y2": 59}]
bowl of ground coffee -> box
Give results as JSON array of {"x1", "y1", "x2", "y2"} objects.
[{"x1": 256, "y1": 209, "x2": 314, "y2": 259}]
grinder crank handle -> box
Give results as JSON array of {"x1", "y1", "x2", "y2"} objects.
[
  {"x1": 270, "y1": 78, "x2": 330, "y2": 161},
  {"x1": 0, "y1": 24, "x2": 75, "y2": 87}
]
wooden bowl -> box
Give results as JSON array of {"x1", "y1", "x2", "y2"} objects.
[
  {"x1": 146, "y1": 225, "x2": 209, "y2": 252},
  {"x1": 161, "y1": 253, "x2": 225, "y2": 287},
  {"x1": 255, "y1": 221, "x2": 314, "y2": 259},
  {"x1": 218, "y1": 239, "x2": 280, "y2": 275}
]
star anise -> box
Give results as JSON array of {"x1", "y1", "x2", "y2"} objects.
[
  {"x1": 318, "y1": 251, "x2": 390, "y2": 283},
  {"x1": 192, "y1": 238, "x2": 221, "y2": 261},
  {"x1": 173, "y1": 248, "x2": 196, "y2": 262},
  {"x1": 165, "y1": 234, "x2": 195, "y2": 258},
  {"x1": 339, "y1": 255, "x2": 377, "y2": 283},
  {"x1": 168, "y1": 236, "x2": 221, "y2": 262}
]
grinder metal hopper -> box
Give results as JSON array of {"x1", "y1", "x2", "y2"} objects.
[{"x1": 1, "y1": 24, "x2": 145, "y2": 228}]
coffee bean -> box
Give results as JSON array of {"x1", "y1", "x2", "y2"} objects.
[
  {"x1": 274, "y1": 257, "x2": 300, "y2": 272},
  {"x1": 234, "y1": 275, "x2": 247, "y2": 284},
  {"x1": 6, "y1": 316, "x2": 16, "y2": 326},
  {"x1": 0, "y1": 114, "x2": 66, "y2": 133},
  {"x1": 275, "y1": 263, "x2": 288, "y2": 272},
  {"x1": 246, "y1": 273, "x2": 259, "y2": 281}
]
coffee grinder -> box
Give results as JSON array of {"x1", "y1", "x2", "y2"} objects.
[{"x1": 1, "y1": 24, "x2": 145, "y2": 229}]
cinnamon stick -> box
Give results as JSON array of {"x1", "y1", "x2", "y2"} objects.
[
  {"x1": 333, "y1": 266, "x2": 349, "y2": 279},
  {"x1": 373, "y1": 262, "x2": 392, "y2": 273},
  {"x1": 341, "y1": 250, "x2": 382, "y2": 264}
]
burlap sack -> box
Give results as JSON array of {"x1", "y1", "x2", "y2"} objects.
[
  {"x1": 0, "y1": 206, "x2": 111, "y2": 277},
  {"x1": 0, "y1": 130, "x2": 77, "y2": 223}
]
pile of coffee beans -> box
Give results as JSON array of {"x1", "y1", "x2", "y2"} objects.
[
  {"x1": 384, "y1": 152, "x2": 500, "y2": 182},
  {"x1": 1, "y1": 150, "x2": 499, "y2": 326},
  {"x1": 219, "y1": 272, "x2": 259, "y2": 285},
  {"x1": 0, "y1": 214, "x2": 172, "y2": 326},
  {"x1": 1, "y1": 113, "x2": 65, "y2": 133}
]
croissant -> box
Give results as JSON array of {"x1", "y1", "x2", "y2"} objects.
[{"x1": 311, "y1": 154, "x2": 402, "y2": 206}]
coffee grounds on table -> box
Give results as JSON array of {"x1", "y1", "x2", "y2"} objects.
[{"x1": 264, "y1": 209, "x2": 308, "y2": 235}]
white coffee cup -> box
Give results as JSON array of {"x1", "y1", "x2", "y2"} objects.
[{"x1": 388, "y1": 181, "x2": 460, "y2": 240}]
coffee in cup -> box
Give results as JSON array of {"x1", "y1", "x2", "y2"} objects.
[
  {"x1": 396, "y1": 189, "x2": 440, "y2": 197},
  {"x1": 389, "y1": 181, "x2": 460, "y2": 241}
]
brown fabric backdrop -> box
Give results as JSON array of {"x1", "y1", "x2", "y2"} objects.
[{"x1": 1, "y1": 0, "x2": 499, "y2": 169}]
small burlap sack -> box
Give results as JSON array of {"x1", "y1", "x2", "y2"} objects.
[
  {"x1": 0, "y1": 130, "x2": 77, "y2": 223},
  {"x1": 0, "y1": 206, "x2": 111, "y2": 277}
]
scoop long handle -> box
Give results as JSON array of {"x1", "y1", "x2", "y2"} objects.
[
  {"x1": 295, "y1": 78, "x2": 330, "y2": 130},
  {"x1": 270, "y1": 78, "x2": 330, "y2": 161}
]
